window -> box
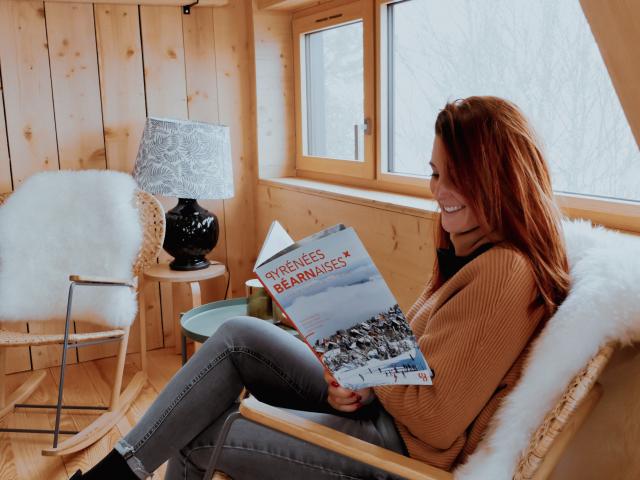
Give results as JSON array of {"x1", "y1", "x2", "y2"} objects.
[
  {"x1": 293, "y1": 0, "x2": 375, "y2": 179},
  {"x1": 381, "y1": 0, "x2": 640, "y2": 201},
  {"x1": 291, "y1": 0, "x2": 639, "y2": 208},
  {"x1": 304, "y1": 22, "x2": 364, "y2": 161}
]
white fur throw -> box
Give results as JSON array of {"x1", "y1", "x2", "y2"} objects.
[
  {"x1": 455, "y1": 219, "x2": 640, "y2": 479},
  {"x1": 0, "y1": 170, "x2": 142, "y2": 328}
]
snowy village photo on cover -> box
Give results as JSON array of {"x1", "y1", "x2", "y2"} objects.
[{"x1": 255, "y1": 224, "x2": 432, "y2": 390}]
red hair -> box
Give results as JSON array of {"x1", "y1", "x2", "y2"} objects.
[{"x1": 429, "y1": 96, "x2": 570, "y2": 318}]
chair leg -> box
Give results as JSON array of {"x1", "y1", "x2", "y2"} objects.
[
  {"x1": 111, "y1": 325, "x2": 131, "y2": 411},
  {"x1": 0, "y1": 347, "x2": 6, "y2": 408},
  {"x1": 52, "y1": 283, "x2": 77, "y2": 449},
  {"x1": 42, "y1": 370, "x2": 146, "y2": 456},
  {"x1": 52, "y1": 344, "x2": 71, "y2": 449},
  {"x1": 38, "y1": 280, "x2": 147, "y2": 456},
  {"x1": 138, "y1": 276, "x2": 148, "y2": 373},
  {"x1": 204, "y1": 411, "x2": 243, "y2": 480}
]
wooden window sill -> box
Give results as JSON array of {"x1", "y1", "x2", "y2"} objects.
[
  {"x1": 259, "y1": 177, "x2": 640, "y2": 234},
  {"x1": 259, "y1": 177, "x2": 439, "y2": 220}
]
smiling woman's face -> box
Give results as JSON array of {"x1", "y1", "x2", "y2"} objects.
[{"x1": 429, "y1": 135, "x2": 480, "y2": 234}]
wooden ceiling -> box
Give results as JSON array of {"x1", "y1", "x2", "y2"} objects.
[
  {"x1": 580, "y1": 0, "x2": 640, "y2": 150},
  {"x1": 258, "y1": 0, "x2": 334, "y2": 12},
  {"x1": 15, "y1": 0, "x2": 230, "y2": 6}
]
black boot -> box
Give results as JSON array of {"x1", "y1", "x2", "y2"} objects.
[{"x1": 68, "y1": 449, "x2": 139, "y2": 479}]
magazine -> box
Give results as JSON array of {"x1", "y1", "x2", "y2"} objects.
[{"x1": 253, "y1": 221, "x2": 433, "y2": 390}]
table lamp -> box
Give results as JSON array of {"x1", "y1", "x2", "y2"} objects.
[{"x1": 133, "y1": 117, "x2": 234, "y2": 271}]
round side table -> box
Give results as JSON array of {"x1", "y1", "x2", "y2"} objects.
[
  {"x1": 139, "y1": 261, "x2": 227, "y2": 361},
  {"x1": 181, "y1": 298, "x2": 299, "y2": 365}
]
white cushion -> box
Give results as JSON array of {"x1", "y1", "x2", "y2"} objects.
[{"x1": 0, "y1": 170, "x2": 142, "y2": 327}]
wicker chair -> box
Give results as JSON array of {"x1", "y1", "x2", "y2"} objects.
[
  {"x1": 205, "y1": 344, "x2": 615, "y2": 480},
  {"x1": 0, "y1": 188, "x2": 165, "y2": 456}
]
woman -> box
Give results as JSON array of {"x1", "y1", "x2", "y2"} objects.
[{"x1": 72, "y1": 96, "x2": 570, "y2": 479}]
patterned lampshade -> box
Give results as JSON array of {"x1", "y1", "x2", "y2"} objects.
[{"x1": 133, "y1": 117, "x2": 234, "y2": 199}]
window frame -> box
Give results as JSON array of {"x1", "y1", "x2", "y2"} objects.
[
  {"x1": 290, "y1": 0, "x2": 640, "y2": 229},
  {"x1": 292, "y1": 0, "x2": 376, "y2": 180},
  {"x1": 376, "y1": 0, "x2": 432, "y2": 191}
]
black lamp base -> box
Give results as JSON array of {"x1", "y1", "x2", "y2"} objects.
[
  {"x1": 163, "y1": 198, "x2": 219, "y2": 271},
  {"x1": 169, "y1": 256, "x2": 210, "y2": 271}
]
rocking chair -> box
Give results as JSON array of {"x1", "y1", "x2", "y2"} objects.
[{"x1": 0, "y1": 179, "x2": 165, "y2": 456}]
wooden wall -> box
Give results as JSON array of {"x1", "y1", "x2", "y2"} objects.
[
  {"x1": 252, "y1": 1, "x2": 296, "y2": 179},
  {"x1": 0, "y1": 0, "x2": 258, "y2": 374},
  {"x1": 256, "y1": 180, "x2": 640, "y2": 480},
  {"x1": 0, "y1": 0, "x2": 638, "y2": 475},
  {"x1": 256, "y1": 184, "x2": 435, "y2": 310}
]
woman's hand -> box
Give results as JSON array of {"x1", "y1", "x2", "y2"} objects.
[{"x1": 324, "y1": 370, "x2": 375, "y2": 412}]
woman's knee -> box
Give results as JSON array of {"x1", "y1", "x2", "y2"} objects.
[{"x1": 208, "y1": 315, "x2": 273, "y2": 349}]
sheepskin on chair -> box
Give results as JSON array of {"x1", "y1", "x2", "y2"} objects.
[
  {"x1": 0, "y1": 170, "x2": 142, "y2": 328},
  {"x1": 455, "y1": 219, "x2": 640, "y2": 479}
]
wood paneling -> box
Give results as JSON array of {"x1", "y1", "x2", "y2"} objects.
[
  {"x1": 46, "y1": 2, "x2": 113, "y2": 364},
  {"x1": 183, "y1": 7, "x2": 220, "y2": 125},
  {"x1": 0, "y1": 100, "x2": 27, "y2": 375},
  {"x1": 19, "y1": 0, "x2": 229, "y2": 5},
  {"x1": 95, "y1": 4, "x2": 146, "y2": 174},
  {"x1": 214, "y1": 0, "x2": 259, "y2": 297},
  {"x1": 182, "y1": 7, "x2": 229, "y2": 306},
  {"x1": 140, "y1": 4, "x2": 190, "y2": 351},
  {"x1": 45, "y1": 2, "x2": 106, "y2": 171},
  {"x1": 550, "y1": 345, "x2": 640, "y2": 480},
  {"x1": 255, "y1": 181, "x2": 640, "y2": 480},
  {"x1": 256, "y1": 184, "x2": 434, "y2": 310},
  {"x1": 258, "y1": 0, "x2": 332, "y2": 11},
  {"x1": 580, "y1": 0, "x2": 640, "y2": 149},
  {"x1": 253, "y1": 3, "x2": 296, "y2": 179},
  {"x1": 0, "y1": 323, "x2": 31, "y2": 375},
  {"x1": 140, "y1": 6, "x2": 188, "y2": 119},
  {"x1": 0, "y1": 73, "x2": 12, "y2": 193},
  {"x1": 0, "y1": 0, "x2": 59, "y2": 186},
  {"x1": 0, "y1": 0, "x2": 71, "y2": 371},
  {"x1": 79, "y1": 4, "x2": 151, "y2": 363},
  {"x1": 261, "y1": 177, "x2": 438, "y2": 218},
  {"x1": 0, "y1": 1, "x2": 254, "y2": 373}
]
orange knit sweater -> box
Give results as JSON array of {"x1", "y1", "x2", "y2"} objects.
[{"x1": 374, "y1": 243, "x2": 545, "y2": 470}]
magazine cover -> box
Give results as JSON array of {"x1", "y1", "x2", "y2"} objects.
[{"x1": 254, "y1": 221, "x2": 432, "y2": 390}]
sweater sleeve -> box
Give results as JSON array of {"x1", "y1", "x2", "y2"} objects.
[
  {"x1": 374, "y1": 251, "x2": 541, "y2": 450},
  {"x1": 405, "y1": 278, "x2": 434, "y2": 325}
]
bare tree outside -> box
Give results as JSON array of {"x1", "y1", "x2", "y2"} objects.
[
  {"x1": 388, "y1": 0, "x2": 639, "y2": 201},
  {"x1": 305, "y1": 22, "x2": 364, "y2": 161}
]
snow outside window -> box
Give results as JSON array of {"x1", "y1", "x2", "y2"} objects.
[
  {"x1": 303, "y1": 22, "x2": 365, "y2": 162},
  {"x1": 386, "y1": 0, "x2": 640, "y2": 201}
]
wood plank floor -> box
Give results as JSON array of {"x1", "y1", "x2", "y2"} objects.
[{"x1": 0, "y1": 348, "x2": 182, "y2": 480}]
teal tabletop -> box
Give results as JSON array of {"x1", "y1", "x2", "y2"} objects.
[{"x1": 181, "y1": 297, "x2": 297, "y2": 345}]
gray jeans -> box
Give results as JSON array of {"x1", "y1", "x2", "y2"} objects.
[{"x1": 115, "y1": 316, "x2": 408, "y2": 480}]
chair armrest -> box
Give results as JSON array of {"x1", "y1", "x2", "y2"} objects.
[
  {"x1": 239, "y1": 397, "x2": 453, "y2": 480},
  {"x1": 69, "y1": 275, "x2": 135, "y2": 288}
]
